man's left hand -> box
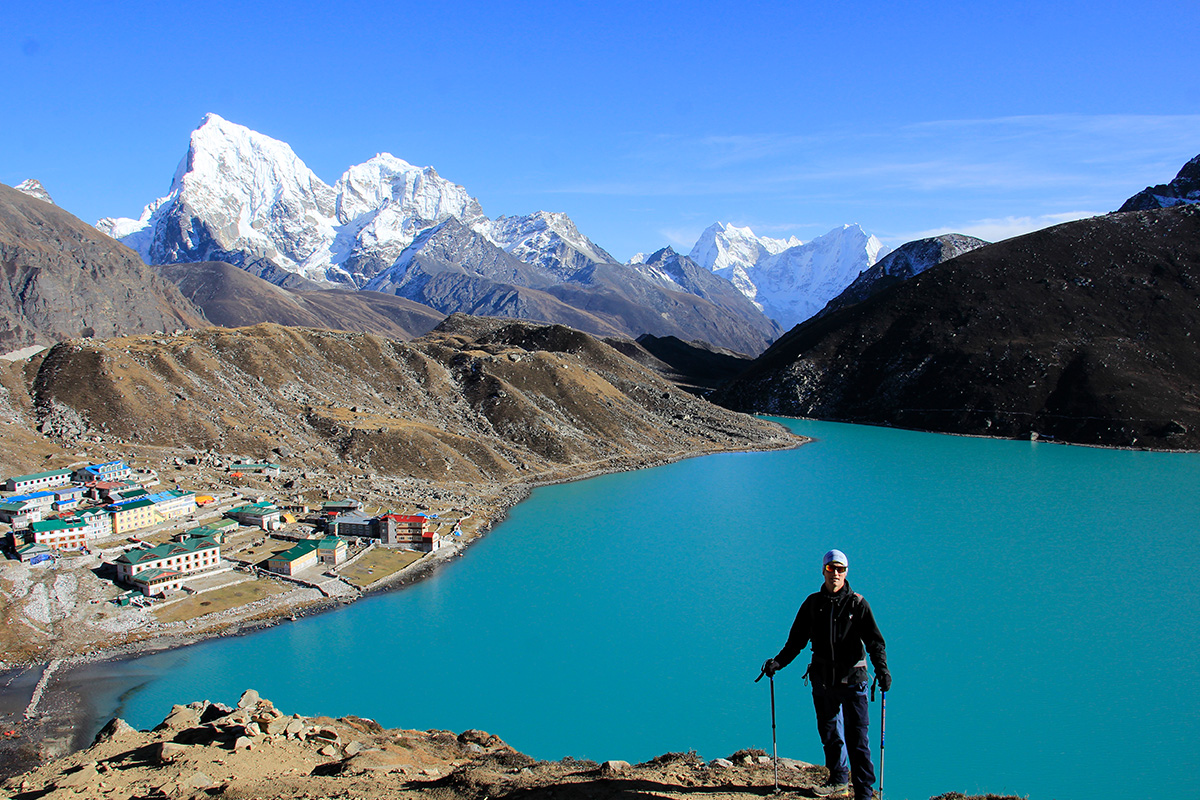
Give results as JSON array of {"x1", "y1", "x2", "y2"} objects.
[{"x1": 877, "y1": 668, "x2": 891, "y2": 692}]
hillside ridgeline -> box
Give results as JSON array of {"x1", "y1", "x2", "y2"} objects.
[
  {"x1": 30, "y1": 316, "x2": 794, "y2": 482},
  {"x1": 714, "y1": 204, "x2": 1200, "y2": 450}
]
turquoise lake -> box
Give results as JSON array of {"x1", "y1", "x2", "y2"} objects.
[{"x1": 73, "y1": 419, "x2": 1200, "y2": 800}]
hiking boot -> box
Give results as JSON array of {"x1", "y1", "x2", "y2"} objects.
[{"x1": 812, "y1": 780, "x2": 851, "y2": 798}]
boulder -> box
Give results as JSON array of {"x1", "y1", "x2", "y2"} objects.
[
  {"x1": 92, "y1": 717, "x2": 138, "y2": 744},
  {"x1": 237, "y1": 689, "x2": 260, "y2": 709},
  {"x1": 601, "y1": 760, "x2": 631, "y2": 775},
  {"x1": 157, "y1": 741, "x2": 189, "y2": 763},
  {"x1": 199, "y1": 702, "x2": 233, "y2": 724},
  {"x1": 155, "y1": 704, "x2": 201, "y2": 731},
  {"x1": 186, "y1": 771, "x2": 215, "y2": 789}
]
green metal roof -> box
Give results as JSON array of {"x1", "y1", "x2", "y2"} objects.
[
  {"x1": 7, "y1": 468, "x2": 72, "y2": 483},
  {"x1": 111, "y1": 498, "x2": 156, "y2": 512},
  {"x1": 31, "y1": 518, "x2": 84, "y2": 533},
  {"x1": 270, "y1": 540, "x2": 320, "y2": 562},
  {"x1": 132, "y1": 567, "x2": 183, "y2": 583},
  {"x1": 115, "y1": 536, "x2": 218, "y2": 565}
]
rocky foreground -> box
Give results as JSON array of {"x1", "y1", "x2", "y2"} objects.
[{"x1": 1, "y1": 692, "x2": 1021, "y2": 800}]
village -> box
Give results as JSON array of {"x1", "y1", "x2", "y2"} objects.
[{"x1": 0, "y1": 456, "x2": 465, "y2": 632}]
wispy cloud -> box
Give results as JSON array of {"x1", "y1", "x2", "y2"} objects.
[
  {"x1": 556, "y1": 114, "x2": 1200, "y2": 199},
  {"x1": 909, "y1": 211, "x2": 1102, "y2": 244}
]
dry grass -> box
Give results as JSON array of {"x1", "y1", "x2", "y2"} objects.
[
  {"x1": 153, "y1": 579, "x2": 290, "y2": 624},
  {"x1": 338, "y1": 548, "x2": 423, "y2": 589}
]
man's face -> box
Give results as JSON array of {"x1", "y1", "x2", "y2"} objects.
[{"x1": 823, "y1": 561, "x2": 847, "y2": 592}]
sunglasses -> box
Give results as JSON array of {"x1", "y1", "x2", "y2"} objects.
[{"x1": 824, "y1": 564, "x2": 847, "y2": 574}]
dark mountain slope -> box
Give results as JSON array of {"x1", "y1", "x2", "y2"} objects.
[
  {"x1": 713, "y1": 204, "x2": 1200, "y2": 449},
  {"x1": 0, "y1": 183, "x2": 207, "y2": 350},
  {"x1": 605, "y1": 335, "x2": 755, "y2": 395},
  {"x1": 160, "y1": 260, "x2": 444, "y2": 339}
]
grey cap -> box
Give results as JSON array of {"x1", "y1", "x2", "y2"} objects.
[{"x1": 823, "y1": 549, "x2": 848, "y2": 567}]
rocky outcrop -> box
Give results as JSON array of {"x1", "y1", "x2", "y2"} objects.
[
  {"x1": 0, "y1": 183, "x2": 207, "y2": 352},
  {"x1": 1, "y1": 692, "x2": 1026, "y2": 800}
]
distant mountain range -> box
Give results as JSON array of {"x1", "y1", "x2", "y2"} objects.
[
  {"x1": 92, "y1": 114, "x2": 893, "y2": 351},
  {"x1": 686, "y1": 221, "x2": 888, "y2": 329}
]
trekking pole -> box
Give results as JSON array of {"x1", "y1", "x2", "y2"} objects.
[
  {"x1": 879, "y1": 690, "x2": 887, "y2": 800},
  {"x1": 754, "y1": 667, "x2": 781, "y2": 794}
]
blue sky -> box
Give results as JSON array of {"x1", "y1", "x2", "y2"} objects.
[{"x1": 4, "y1": 0, "x2": 1198, "y2": 262}]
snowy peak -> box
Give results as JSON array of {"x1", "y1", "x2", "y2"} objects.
[
  {"x1": 334, "y1": 153, "x2": 483, "y2": 226},
  {"x1": 688, "y1": 222, "x2": 801, "y2": 274},
  {"x1": 479, "y1": 210, "x2": 617, "y2": 280},
  {"x1": 14, "y1": 179, "x2": 53, "y2": 205},
  {"x1": 686, "y1": 221, "x2": 887, "y2": 329},
  {"x1": 96, "y1": 114, "x2": 613, "y2": 290}
]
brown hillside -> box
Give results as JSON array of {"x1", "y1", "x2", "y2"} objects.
[
  {"x1": 28, "y1": 316, "x2": 795, "y2": 486},
  {"x1": 160, "y1": 260, "x2": 445, "y2": 339},
  {"x1": 0, "y1": 183, "x2": 207, "y2": 350}
]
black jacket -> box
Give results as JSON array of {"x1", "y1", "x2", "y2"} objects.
[{"x1": 773, "y1": 581, "x2": 888, "y2": 686}]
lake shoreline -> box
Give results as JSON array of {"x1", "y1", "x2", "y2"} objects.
[{"x1": 1, "y1": 432, "x2": 808, "y2": 780}]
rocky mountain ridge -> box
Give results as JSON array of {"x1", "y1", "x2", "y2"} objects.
[
  {"x1": 816, "y1": 233, "x2": 989, "y2": 318},
  {"x1": 28, "y1": 316, "x2": 796, "y2": 484},
  {"x1": 1119, "y1": 153, "x2": 1200, "y2": 211}
]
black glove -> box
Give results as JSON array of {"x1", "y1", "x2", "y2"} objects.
[
  {"x1": 877, "y1": 668, "x2": 891, "y2": 692},
  {"x1": 761, "y1": 659, "x2": 780, "y2": 677}
]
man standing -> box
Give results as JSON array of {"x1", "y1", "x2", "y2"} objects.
[{"x1": 762, "y1": 549, "x2": 890, "y2": 800}]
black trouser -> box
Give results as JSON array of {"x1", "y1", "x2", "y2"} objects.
[{"x1": 811, "y1": 677, "x2": 875, "y2": 799}]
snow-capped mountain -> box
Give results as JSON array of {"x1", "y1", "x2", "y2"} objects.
[
  {"x1": 688, "y1": 222, "x2": 800, "y2": 299},
  {"x1": 98, "y1": 114, "x2": 617, "y2": 291},
  {"x1": 686, "y1": 221, "x2": 887, "y2": 329},
  {"x1": 98, "y1": 114, "x2": 340, "y2": 283},
  {"x1": 14, "y1": 179, "x2": 54, "y2": 205},
  {"x1": 93, "y1": 114, "x2": 781, "y2": 352},
  {"x1": 98, "y1": 114, "x2": 491, "y2": 288},
  {"x1": 480, "y1": 211, "x2": 617, "y2": 281}
]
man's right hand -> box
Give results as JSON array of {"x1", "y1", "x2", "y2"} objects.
[{"x1": 761, "y1": 658, "x2": 780, "y2": 677}]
